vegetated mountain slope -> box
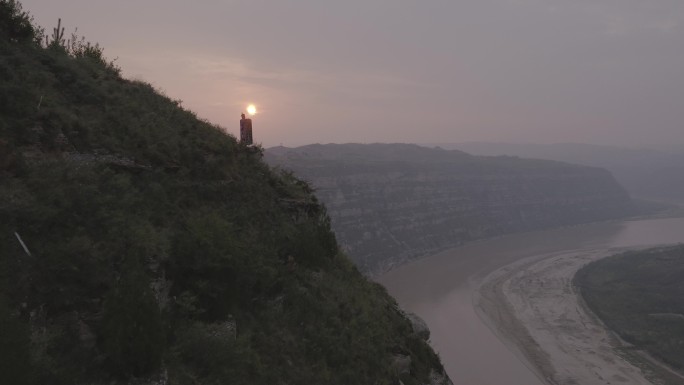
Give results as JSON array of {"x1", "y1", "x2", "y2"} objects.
[
  {"x1": 0, "y1": 4, "x2": 449, "y2": 385},
  {"x1": 576, "y1": 245, "x2": 684, "y2": 373},
  {"x1": 444, "y1": 142, "x2": 684, "y2": 205},
  {"x1": 265, "y1": 143, "x2": 636, "y2": 274}
]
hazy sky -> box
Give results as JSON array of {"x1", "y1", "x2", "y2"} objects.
[{"x1": 21, "y1": 0, "x2": 684, "y2": 148}]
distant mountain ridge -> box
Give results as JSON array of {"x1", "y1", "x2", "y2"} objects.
[
  {"x1": 268, "y1": 143, "x2": 472, "y2": 162},
  {"x1": 440, "y1": 142, "x2": 684, "y2": 204},
  {"x1": 266, "y1": 143, "x2": 637, "y2": 274}
]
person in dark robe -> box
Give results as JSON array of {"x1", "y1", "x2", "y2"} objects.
[{"x1": 240, "y1": 113, "x2": 253, "y2": 145}]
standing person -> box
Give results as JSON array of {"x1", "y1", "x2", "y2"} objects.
[{"x1": 239, "y1": 113, "x2": 253, "y2": 145}]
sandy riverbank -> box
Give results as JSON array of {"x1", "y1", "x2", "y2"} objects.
[
  {"x1": 475, "y1": 247, "x2": 674, "y2": 385},
  {"x1": 378, "y1": 217, "x2": 684, "y2": 384}
]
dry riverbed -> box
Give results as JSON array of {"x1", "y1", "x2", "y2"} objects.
[{"x1": 475, "y1": 247, "x2": 684, "y2": 385}]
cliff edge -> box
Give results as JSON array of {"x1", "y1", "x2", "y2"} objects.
[{"x1": 266, "y1": 143, "x2": 636, "y2": 274}]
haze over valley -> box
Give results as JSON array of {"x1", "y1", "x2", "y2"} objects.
[
  {"x1": 4, "y1": 1, "x2": 684, "y2": 384},
  {"x1": 19, "y1": 0, "x2": 684, "y2": 149},
  {"x1": 265, "y1": 143, "x2": 639, "y2": 274},
  {"x1": 442, "y1": 142, "x2": 684, "y2": 205}
]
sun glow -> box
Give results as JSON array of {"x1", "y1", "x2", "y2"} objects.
[{"x1": 247, "y1": 104, "x2": 257, "y2": 116}]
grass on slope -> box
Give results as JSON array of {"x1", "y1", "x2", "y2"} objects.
[
  {"x1": 576, "y1": 245, "x2": 684, "y2": 370},
  {"x1": 0, "y1": 2, "x2": 444, "y2": 384}
]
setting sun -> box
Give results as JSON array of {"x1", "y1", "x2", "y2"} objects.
[{"x1": 246, "y1": 104, "x2": 257, "y2": 115}]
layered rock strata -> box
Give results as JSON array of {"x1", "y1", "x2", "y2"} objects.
[{"x1": 266, "y1": 143, "x2": 636, "y2": 274}]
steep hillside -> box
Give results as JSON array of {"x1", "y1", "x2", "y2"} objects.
[
  {"x1": 266, "y1": 143, "x2": 636, "y2": 274},
  {"x1": 0, "y1": 3, "x2": 449, "y2": 384}
]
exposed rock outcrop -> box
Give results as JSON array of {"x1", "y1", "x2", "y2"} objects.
[
  {"x1": 405, "y1": 312, "x2": 430, "y2": 341},
  {"x1": 266, "y1": 143, "x2": 636, "y2": 274},
  {"x1": 392, "y1": 354, "x2": 412, "y2": 375},
  {"x1": 427, "y1": 369, "x2": 454, "y2": 385}
]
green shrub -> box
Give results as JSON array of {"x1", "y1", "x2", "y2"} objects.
[
  {"x1": 0, "y1": 295, "x2": 32, "y2": 385},
  {"x1": 0, "y1": 0, "x2": 38, "y2": 43},
  {"x1": 171, "y1": 322, "x2": 262, "y2": 385},
  {"x1": 100, "y1": 258, "x2": 164, "y2": 378},
  {"x1": 0, "y1": 3, "x2": 446, "y2": 382}
]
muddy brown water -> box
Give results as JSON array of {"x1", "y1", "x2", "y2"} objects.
[{"x1": 377, "y1": 217, "x2": 684, "y2": 385}]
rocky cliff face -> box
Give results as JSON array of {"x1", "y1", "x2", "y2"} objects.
[{"x1": 266, "y1": 143, "x2": 636, "y2": 274}]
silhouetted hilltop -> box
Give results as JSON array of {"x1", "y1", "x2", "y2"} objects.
[
  {"x1": 0, "y1": 3, "x2": 449, "y2": 384},
  {"x1": 266, "y1": 143, "x2": 637, "y2": 274}
]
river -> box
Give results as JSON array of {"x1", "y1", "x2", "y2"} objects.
[{"x1": 377, "y1": 217, "x2": 684, "y2": 385}]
